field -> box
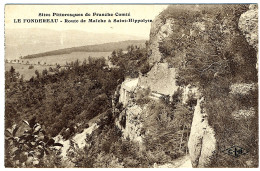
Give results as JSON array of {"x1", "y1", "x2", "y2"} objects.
[
  {"x1": 5, "y1": 63, "x2": 49, "y2": 81},
  {"x1": 22, "y1": 51, "x2": 112, "y2": 66},
  {"x1": 6, "y1": 51, "x2": 112, "y2": 80}
]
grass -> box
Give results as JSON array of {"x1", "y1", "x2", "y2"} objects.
[
  {"x1": 5, "y1": 63, "x2": 48, "y2": 81},
  {"x1": 6, "y1": 51, "x2": 112, "y2": 80}
]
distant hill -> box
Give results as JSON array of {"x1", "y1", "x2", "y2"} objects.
[
  {"x1": 22, "y1": 40, "x2": 146, "y2": 59},
  {"x1": 5, "y1": 28, "x2": 147, "y2": 60}
]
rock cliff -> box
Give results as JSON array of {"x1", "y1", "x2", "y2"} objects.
[
  {"x1": 138, "y1": 62, "x2": 178, "y2": 96},
  {"x1": 116, "y1": 102, "x2": 143, "y2": 143},
  {"x1": 188, "y1": 98, "x2": 216, "y2": 167},
  {"x1": 148, "y1": 16, "x2": 173, "y2": 65},
  {"x1": 239, "y1": 4, "x2": 258, "y2": 69},
  {"x1": 116, "y1": 4, "x2": 258, "y2": 168}
]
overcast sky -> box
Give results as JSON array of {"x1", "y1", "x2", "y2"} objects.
[{"x1": 5, "y1": 5, "x2": 168, "y2": 38}]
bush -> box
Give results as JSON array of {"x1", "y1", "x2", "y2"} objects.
[
  {"x1": 141, "y1": 99, "x2": 194, "y2": 164},
  {"x1": 5, "y1": 117, "x2": 63, "y2": 168},
  {"x1": 136, "y1": 88, "x2": 151, "y2": 106},
  {"x1": 28, "y1": 65, "x2": 34, "y2": 69}
]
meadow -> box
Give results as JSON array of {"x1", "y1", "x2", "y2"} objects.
[
  {"x1": 6, "y1": 51, "x2": 112, "y2": 80},
  {"x1": 5, "y1": 63, "x2": 49, "y2": 81}
]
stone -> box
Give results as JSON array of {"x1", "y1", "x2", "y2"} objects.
[
  {"x1": 230, "y1": 83, "x2": 256, "y2": 95},
  {"x1": 121, "y1": 104, "x2": 143, "y2": 143},
  {"x1": 148, "y1": 17, "x2": 174, "y2": 65},
  {"x1": 232, "y1": 108, "x2": 255, "y2": 119},
  {"x1": 188, "y1": 98, "x2": 216, "y2": 167},
  {"x1": 238, "y1": 5, "x2": 258, "y2": 69},
  {"x1": 138, "y1": 62, "x2": 178, "y2": 96}
]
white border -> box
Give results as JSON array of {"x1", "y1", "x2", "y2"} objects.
[{"x1": 0, "y1": 0, "x2": 259, "y2": 171}]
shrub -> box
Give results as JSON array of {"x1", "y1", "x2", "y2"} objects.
[
  {"x1": 141, "y1": 99, "x2": 194, "y2": 164},
  {"x1": 5, "y1": 117, "x2": 63, "y2": 168},
  {"x1": 136, "y1": 88, "x2": 151, "y2": 106},
  {"x1": 28, "y1": 65, "x2": 34, "y2": 69}
]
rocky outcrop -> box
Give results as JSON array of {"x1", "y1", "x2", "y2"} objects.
[
  {"x1": 119, "y1": 78, "x2": 139, "y2": 106},
  {"x1": 239, "y1": 4, "x2": 258, "y2": 50},
  {"x1": 117, "y1": 4, "x2": 258, "y2": 168},
  {"x1": 230, "y1": 83, "x2": 256, "y2": 95},
  {"x1": 182, "y1": 85, "x2": 200, "y2": 103},
  {"x1": 232, "y1": 107, "x2": 255, "y2": 119},
  {"x1": 54, "y1": 123, "x2": 99, "y2": 159},
  {"x1": 239, "y1": 4, "x2": 258, "y2": 69},
  {"x1": 116, "y1": 102, "x2": 143, "y2": 143},
  {"x1": 148, "y1": 16, "x2": 173, "y2": 65},
  {"x1": 188, "y1": 98, "x2": 216, "y2": 168},
  {"x1": 138, "y1": 62, "x2": 178, "y2": 96},
  {"x1": 230, "y1": 82, "x2": 257, "y2": 120}
]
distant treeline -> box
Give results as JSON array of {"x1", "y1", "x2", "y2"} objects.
[{"x1": 22, "y1": 40, "x2": 146, "y2": 59}]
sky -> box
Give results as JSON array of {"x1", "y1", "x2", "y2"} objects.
[{"x1": 5, "y1": 5, "x2": 168, "y2": 38}]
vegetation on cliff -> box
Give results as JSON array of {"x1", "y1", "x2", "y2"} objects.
[
  {"x1": 110, "y1": 42, "x2": 150, "y2": 77},
  {"x1": 5, "y1": 4, "x2": 258, "y2": 168},
  {"x1": 158, "y1": 4, "x2": 258, "y2": 167}
]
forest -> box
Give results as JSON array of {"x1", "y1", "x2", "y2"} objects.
[
  {"x1": 5, "y1": 44, "x2": 196, "y2": 167},
  {"x1": 5, "y1": 57, "x2": 124, "y2": 138}
]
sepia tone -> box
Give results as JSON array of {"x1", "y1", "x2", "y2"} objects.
[{"x1": 4, "y1": 4, "x2": 258, "y2": 168}]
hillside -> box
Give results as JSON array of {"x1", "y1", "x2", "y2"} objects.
[
  {"x1": 21, "y1": 40, "x2": 146, "y2": 59},
  {"x1": 142, "y1": 4, "x2": 258, "y2": 168},
  {"x1": 4, "y1": 4, "x2": 258, "y2": 168},
  {"x1": 5, "y1": 28, "x2": 146, "y2": 60}
]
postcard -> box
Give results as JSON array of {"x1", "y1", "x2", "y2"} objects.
[{"x1": 4, "y1": 3, "x2": 258, "y2": 168}]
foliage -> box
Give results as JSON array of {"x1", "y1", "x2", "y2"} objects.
[
  {"x1": 159, "y1": 4, "x2": 258, "y2": 167},
  {"x1": 5, "y1": 117, "x2": 63, "y2": 168},
  {"x1": 65, "y1": 113, "x2": 151, "y2": 168},
  {"x1": 110, "y1": 43, "x2": 150, "y2": 78},
  {"x1": 141, "y1": 90, "x2": 194, "y2": 164},
  {"x1": 160, "y1": 5, "x2": 255, "y2": 88},
  {"x1": 5, "y1": 57, "x2": 124, "y2": 139},
  {"x1": 5, "y1": 4, "x2": 258, "y2": 168},
  {"x1": 135, "y1": 87, "x2": 151, "y2": 106}
]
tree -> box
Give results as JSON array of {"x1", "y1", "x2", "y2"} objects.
[
  {"x1": 35, "y1": 70, "x2": 40, "y2": 78},
  {"x1": 42, "y1": 69, "x2": 48, "y2": 77},
  {"x1": 8, "y1": 66, "x2": 19, "y2": 82}
]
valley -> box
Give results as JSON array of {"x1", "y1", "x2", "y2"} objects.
[{"x1": 4, "y1": 4, "x2": 258, "y2": 168}]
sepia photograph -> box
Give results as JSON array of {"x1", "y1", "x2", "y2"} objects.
[{"x1": 3, "y1": 2, "x2": 259, "y2": 168}]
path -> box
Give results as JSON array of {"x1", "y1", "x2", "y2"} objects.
[
  {"x1": 154, "y1": 155, "x2": 192, "y2": 168},
  {"x1": 54, "y1": 123, "x2": 98, "y2": 158}
]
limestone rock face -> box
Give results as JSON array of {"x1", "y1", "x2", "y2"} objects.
[
  {"x1": 148, "y1": 16, "x2": 174, "y2": 65},
  {"x1": 116, "y1": 4, "x2": 258, "y2": 168},
  {"x1": 239, "y1": 4, "x2": 258, "y2": 50},
  {"x1": 138, "y1": 62, "x2": 178, "y2": 96},
  {"x1": 238, "y1": 4, "x2": 258, "y2": 69},
  {"x1": 230, "y1": 83, "x2": 256, "y2": 95},
  {"x1": 119, "y1": 78, "x2": 139, "y2": 106},
  {"x1": 116, "y1": 103, "x2": 143, "y2": 143},
  {"x1": 182, "y1": 85, "x2": 200, "y2": 103},
  {"x1": 232, "y1": 108, "x2": 255, "y2": 119},
  {"x1": 188, "y1": 98, "x2": 216, "y2": 168},
  {"x1": 229, "y1": 82, "x2": 257, "y2": 120}
]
